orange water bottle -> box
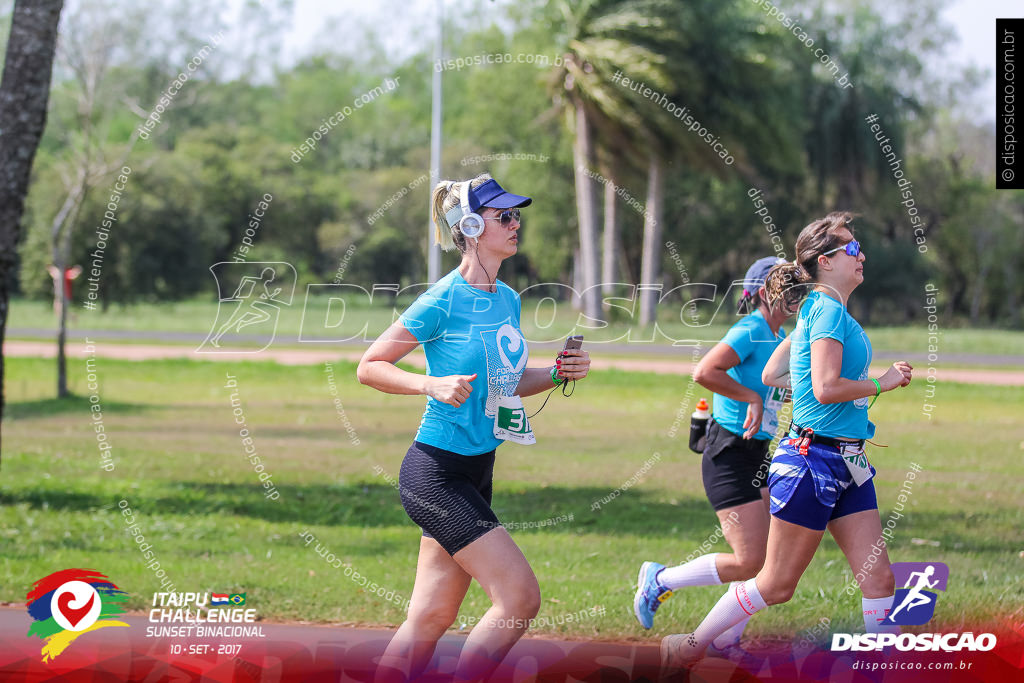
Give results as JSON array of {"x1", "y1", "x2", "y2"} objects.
[{"x1": 689, "y1": 398, "x2": 711, "y2": 453}]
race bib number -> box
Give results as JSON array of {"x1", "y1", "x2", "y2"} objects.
[
  {"x1": 840, "y1": 443, "x2": 873, "y2": 486},
  {"x1": 761, "y1": 386, "x2": 787, "y2": 434},
  {"x1": 494, "y1": 394, "x2": 536, "y2": 445}
]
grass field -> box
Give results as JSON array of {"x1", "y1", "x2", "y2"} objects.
[
  {"x1": 1, "y1": 355, "x2": 1021, "y2": 642},
  {"x1": 9, "y1": 296, "x2": 1024, "y2": 356}
]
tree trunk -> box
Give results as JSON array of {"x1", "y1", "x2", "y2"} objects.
[
  {"x1": 571, "y1": 247, "x2": 582, "y2": 311},
  {"x1": 639, "y1": 154, "x2": 664, "y2": 326},
  {"x1": 601, "y1": 178, "x2": 618, "y2": 296},
  {"x1": 969, "y1": 263, "x2": 990, "y2": 325},
  {"x1": 1005, "y1": 257, "x2": 1020, "y2": 328},
  {"x1": 571, "y1": 104, "x2": 602, "y2": 321},
  {"x1": 51, "y1": 178, "x2": 86, "y2": 398},
  {"x1": 0, "y1": 0, "x2": 65, "y2": 461}
]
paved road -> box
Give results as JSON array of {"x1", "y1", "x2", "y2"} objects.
[
  {"x1": 8, "y1": 327, "x2": 1024, "y2": 366},
  {"x1": 6, "y1": 339, "x2": 1023, "y2": 386}
]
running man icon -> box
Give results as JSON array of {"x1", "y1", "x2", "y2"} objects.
[
  {"x1": 885, "y1": 561, "x2": 949, "y2": 626},
  {"x1": 210, "y1": 268, "x2": 284, "y2": 347},
  {"x1": 888, "y1": 566, "x2": 938, "y2": 619},
  {"x1": 200, "y1": 262, "x2": 297, "y2": 353}
]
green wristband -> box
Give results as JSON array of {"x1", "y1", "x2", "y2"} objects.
[
  {"x1": 868, "y1": 378, "x2": 881, "y2": 409},
  {"x1": 551, "y1": 365, "x2": 564, "y2": 386}
]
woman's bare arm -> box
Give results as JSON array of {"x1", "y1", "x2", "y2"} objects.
[{"x1": 356, "y1": 323, "x2": 477, "y2": 407}]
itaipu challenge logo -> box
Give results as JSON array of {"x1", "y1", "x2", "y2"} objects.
[{"x1": 26, "y1": 569, "x2": 130, "y2": 662}]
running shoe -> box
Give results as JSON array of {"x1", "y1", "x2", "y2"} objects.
[
  {"x1": 633, "y1": 561, "x2": 673, "y2": 629},
  {"x1": 660, "y1": 633, "x2": 704, "y2": 672},
  {"x1": 708, "y1": 640, "x2": 748, "y2": 663}
]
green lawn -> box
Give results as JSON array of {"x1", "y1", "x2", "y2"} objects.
[
  {"x1": 1, "y1": 356, "x2": 1021, "y2": 641},
  {"x1": 9, "y1": 296, "x2": 1024, "y2": 357}
]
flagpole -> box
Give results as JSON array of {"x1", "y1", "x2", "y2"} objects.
[{"x1": 427, "y1": 0, "x2": 443, "y2": 283}]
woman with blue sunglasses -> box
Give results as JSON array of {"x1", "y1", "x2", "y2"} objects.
[{"x1": 661, "y1": 212, "x2": 913, "y2": 669}]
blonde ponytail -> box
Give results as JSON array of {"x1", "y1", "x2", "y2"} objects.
[
  {"x1": 430, "y1": 173, "x2": 493, "y2": 253},
  {"x1": 431, "y1": 180, "x2": 459, "y2": 251}
]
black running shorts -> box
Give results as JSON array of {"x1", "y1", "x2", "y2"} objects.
[
  {"x1": 398, "y1": 440, "x2": 500, "y2": 555},
  {"x1": 700, "y1": 419, "x2": 772, "y2": 511}
]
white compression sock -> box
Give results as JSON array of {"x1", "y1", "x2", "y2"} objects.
[
  {"x1": 711, "y1": 582, "x2": 750, "y2": 649},
  {"x1": 691, "y1": 578, "x2": 767, "y2": 650},
  {"x1": 659, "y1": 553, "x2": 722, "y2": 590},
  {"x1": 863, "y1": 595, "x2": 900, "y2": 633}
]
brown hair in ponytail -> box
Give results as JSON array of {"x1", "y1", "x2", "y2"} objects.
[{"x1": 764, "y1": 211, "x2": 855, "y2": 309}]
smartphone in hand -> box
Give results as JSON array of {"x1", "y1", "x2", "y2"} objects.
[{"x1": 560, "y1": 335, "x2": 583, "y2": 358}]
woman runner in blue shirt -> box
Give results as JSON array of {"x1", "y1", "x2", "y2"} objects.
[
  {"x1": 632, "y1": 256, "x2": 795, "y2": 657},
  {"x1": 661, "y1": 212, "x2": 913, "y2": 669},
  {"x1": 358, "y1": 174, "x2": 591, "y2": 682}
]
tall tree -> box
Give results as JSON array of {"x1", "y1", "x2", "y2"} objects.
[
  {"x1": 45, "y1": 0, "x2": 147, "y2": 397},
  {"x1": 0, "y1": 0, "x2": 65, "y2": 459},
  {"x1": 551, "y1": 0, "x2": 686, "y2": 322},
  {"x1": 631, "y1": 0, "x2": 805, "y2": 324}
]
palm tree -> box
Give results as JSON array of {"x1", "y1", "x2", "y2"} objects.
[
  {"x1": 551, "y1": 0, "x2": 688, "y2": 322},
  {"x1": 629, "y1": 0, "x2": 806, "y2": 324},
  {"x1": 552, "y1": 0, "x2": 807, "y2": 326}
]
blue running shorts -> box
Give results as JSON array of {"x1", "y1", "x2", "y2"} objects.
[{"x1": 767, "y1": 437, "x2": 878, "y2": 531}]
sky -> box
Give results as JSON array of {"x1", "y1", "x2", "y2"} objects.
[
  {"x1": 217, "y1": 0, "x2": 1020, "y2": 123},
  {"x1": 940, "y1": 0, "x2": 1021, "y2": 120}
]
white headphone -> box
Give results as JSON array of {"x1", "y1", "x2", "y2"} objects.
[{"x1": 445, "y1": 181, "x2": 486, "y2": 241}]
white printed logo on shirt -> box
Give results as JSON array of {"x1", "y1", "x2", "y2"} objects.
[{"x1": 481, "y1": 323, "x2": 529, "y2": 418}]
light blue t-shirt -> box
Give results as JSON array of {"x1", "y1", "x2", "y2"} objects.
[
  {"x1": 789, "y1": 290, "x2": 875, "y2": 440},
  {"x1": 711, "y1": 309, "x2": 787, "y2": 441},
  {"x1": 398, "y1": 269, "x2": 528, "y2": 456}
]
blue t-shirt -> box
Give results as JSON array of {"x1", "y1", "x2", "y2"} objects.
[
  {"x1": 398, "y1": 269, "x2": 528, "y2": 456},
  {"x1": 789, "y1": 290, "x2": 875, "y2": 440},
  {"x1": 711, "y1": 309, "x2": 787, "y2": 441}
]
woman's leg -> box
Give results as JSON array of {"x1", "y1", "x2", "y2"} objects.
[
  {"x1": 450, "y1": 527, "x2": 541, "y2": 682},
  {"x1": 638, "y1": 449, "x2": 773, "y2": 631},
  {"x1": 666, "y1": 513, "x2": 824, "y2": 667},
  {"x1": 663, "y1": 452, "x2": 837, "y2": 668},
  {"x1": 754, "y1": 514, "x2": 825, "y2": 604},
  {"x1": 715, "y1": 488, "x2": 771, "y2": 581},
  {"x1": 710, "y1": 488, "x2": 771, "y2": 649},
  {"x1": 827, "y1": 508, "x2": 897, "y2": 632},
  {"x1": 658, "y1": 496, "x2": 770, "y2": 589},
  {"x1": 374, "y1": 536, "x2": 473, "y2": 683}
]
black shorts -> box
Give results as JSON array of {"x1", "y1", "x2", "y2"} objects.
[
  {"x1": 398, "y1": 440, "x2": 500, "y2": 555},
  {"x1": 700, "y1": 420, "x2": 772, "y2": 511}
]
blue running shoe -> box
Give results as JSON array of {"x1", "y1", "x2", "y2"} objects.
[{"x1": 634, "y1": 561, "x2": 673, "y2": 629}]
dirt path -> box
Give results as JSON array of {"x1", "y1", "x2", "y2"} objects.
[
  {"x1": 1, "y1": 606, "x2": 1015, "y2": 682},
  {"x1": 5, "y1": 339, "x2": 1022, "y2": 386}
]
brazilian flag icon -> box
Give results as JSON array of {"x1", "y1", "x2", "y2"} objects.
[{"x1": 229, "y1": 593, "x2": 246, "y2": 606}]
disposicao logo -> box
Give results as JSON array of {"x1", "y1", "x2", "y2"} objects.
[{"x1": 26, "y1": 569, "x2": 130, "y2": 662}]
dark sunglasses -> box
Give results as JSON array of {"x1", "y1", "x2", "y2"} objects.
[
  {"x1": 822, "y1": 240, "x2": 861, "y2": 257},
  {"x1": 483, "y1": 209, "x2": 521, "y2": 225}
]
